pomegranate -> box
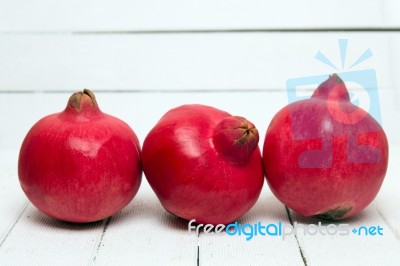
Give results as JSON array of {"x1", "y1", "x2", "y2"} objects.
[
  {"x1": 142, "y1": 104, "x2": 264, "y2": 225},
  {"x1": 18, "y1": 89, "x2": 141, "y2": 223},
  {"x1": 263, "y1": 74, "x2": 388, "y2": 220}
]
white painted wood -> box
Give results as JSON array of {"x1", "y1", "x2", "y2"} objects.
[
  {"x1": 390, "y1": 35, "x2": 400, "y2": 110},
  {"x1": 0, "y1": 0, "x2": 392, "y2": 32},
  {"x1": 92, "y1": 179, "x2": 198, "y2": 266},
  {"x1": 0, "y1": 150, "x2": 28, "y2": 246},
  {"x1": 288, "y1": 206, "x2": 400, "y2": 266},
  {"x1": 383, "y1": 0, "x2": 400, "y2": 27},
  {"x1": 0, "y1": 33, "x2": 394, "y2": 92},
  {"x1": 0, "y1": 204, "x2": 106, "y2": 266},
  {"x1": 198, "y1": 189, "x2": 305, "y2": 265},
  {"x1": 373, "y1": 146, "x2": 400, "y2": 240}
]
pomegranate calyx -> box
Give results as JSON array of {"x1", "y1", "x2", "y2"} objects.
[
  {"x1": 212, "y1": 116, "x2": 259, "y2": 164},
  {"x1": 66, "y1": 89, "x2": 100, "y2": 113},
  {"x1": 312, "y1": 73, "x2": 351, "y2": 102},
  {"x1": 235, "y1": 125, "x2": 258, "y2": 145}
]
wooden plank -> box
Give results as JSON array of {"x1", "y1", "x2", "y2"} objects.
[
  {"x1": 0, "y1": 150, "x2": 28, "y2": 246},
  {"x1": 92, "y1": 179, "x2": 198, "y2": 265},
  {"x1": 391, "y1": 35, "x2": 400, "y2": 110},
  {"x1": 0, "y1": 204, "x2": 106, "y2": 265},
  {"x1": 0, "y1": 0, "x2": 390, "y2": 32},
  {"x1": 287, "y1": 201, "x2": 400, "y2": 265},
  {"x1": 198, "y1": 188, "x2": 305, "y2": 265},
  {"x1": 288, "y1": 209, "x2": 400, "y2": 265},
  {"x1": 383, "y1": 0, "x2": 400, "y2": 28},
  {"x1": 372, "y1": 145, "x2": 400, "y2": 240},
  {"x1": 0, "y1": 33, "x2": 394, "y2": 92}
]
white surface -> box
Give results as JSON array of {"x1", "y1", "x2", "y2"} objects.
[
  {"x1": 0, "y1": 0, "x2": 395, "y2": 32},
  {"x1": 0, "y1": 33, "x2": 395, "y2": 91},
  {"x1": 198, "y1": 193, "x2": 305, "y2": 265},
  {"x1": 1, "y1": 0, "x2": 400, "y2": 265}
]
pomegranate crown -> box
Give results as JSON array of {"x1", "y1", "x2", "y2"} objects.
[
  {"x1": 312, "y1": 74, "x2": 351, "y2": 102},
  {"x1": 212, "y1": 116, "x2": 259, "y2": 164}
]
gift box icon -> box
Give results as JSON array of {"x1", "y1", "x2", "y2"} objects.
[{"x1": 285, "y1": 40, "x2": 382, "y2": 168}]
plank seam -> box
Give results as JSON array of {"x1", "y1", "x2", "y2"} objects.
[
  {"x1": 72, "y1": 28, "x2": 400, "y2": 34},
  {"x1": 285, "y1": 206, "x2": 308, "y2": 266},
  {"x1": 0, "y1": 88, "x2": 393, "y2": 94},
  {"x1": 0, "y1": 201, "x2": 29, "y2": 248},
  {"x1": 196, "y1": 226, "x2": 200, "y2": 266},
  {"x1": 0, "y1": 89, "x2": 299, "y2": 94},
  {"x1": 375, "y1": 205, "x2": 400, "y2": 241},
  {"x1": 197, "y1": 245, "x2": 200, "y2": 266},
  {"x1": 1, "y1": 28, "x2": 400, "y2": 35},
  {"x1": 91, "y1": 217, "x2": 112, "y2": 263}
]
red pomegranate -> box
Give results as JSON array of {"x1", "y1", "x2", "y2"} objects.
[
  {"x1": 142, "y1": 104, "x2": 264, "y2": 225},
  {"x1": 18, "y1": 89, "x2": 142, "y2": 223},
  {"x1": 263, "y1": 74, "x2": 388, "y2": 220}
]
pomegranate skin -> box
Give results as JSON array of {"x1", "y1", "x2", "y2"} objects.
[
  {"x1": 18, "y1": 90, "x2": 142, "y2": 223},
  {"x1": 263, "y1": 74, "x2": 388, "y2": 220},
  {"x1": 142, "y1": 104, "x2": 264, "y2": 225}
]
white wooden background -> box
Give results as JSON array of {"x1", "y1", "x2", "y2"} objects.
[{"x1": 1, "y1": 1, "x2": 400, "y2": 265}]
